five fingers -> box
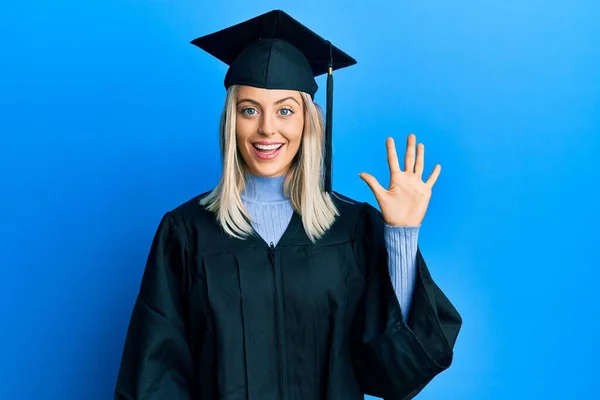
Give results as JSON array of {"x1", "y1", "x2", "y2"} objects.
[{"x1": 364, "y1": 134, "x2": 441, "y2": 190}]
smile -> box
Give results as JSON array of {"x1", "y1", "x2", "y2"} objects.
[
  {"x1": 252, "y1": 143, "x2": 285, "y2": 160},
  {"x1": 254, "y1": 143, "x2": 284, "y2": 151}
]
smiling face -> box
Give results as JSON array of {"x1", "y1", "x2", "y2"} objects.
[{"x1": 235, "y1": 85, "x2": 305, "y2": 177}]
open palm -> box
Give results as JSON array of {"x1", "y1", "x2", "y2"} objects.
[{"x1": 359, "y1": 134, "x2": 441, "y2": 227}]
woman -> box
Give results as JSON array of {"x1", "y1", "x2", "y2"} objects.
[{"x1": 114, "y1": 10, "x2": 462, "y2": 400}]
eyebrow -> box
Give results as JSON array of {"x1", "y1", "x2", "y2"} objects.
[{"x1": 237, "y1": 96, "x2": 301, "y2": 107}]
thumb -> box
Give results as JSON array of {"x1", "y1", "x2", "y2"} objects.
[{"x1": 359, "y1": 173, "x2": 385, "y2": 198}]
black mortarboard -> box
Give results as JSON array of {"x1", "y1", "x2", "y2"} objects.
[{"x1": 190, "y1": 9, "x2": 357, "y2": 192}]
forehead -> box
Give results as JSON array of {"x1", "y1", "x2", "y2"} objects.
[{"x1": 237, "y1": 85, "x2": 303, "y2": 103}]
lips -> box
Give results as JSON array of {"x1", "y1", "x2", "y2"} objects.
[
  {"x1": 253, "y1": 142, "x2": 284, "y2": 151},
  {"x1": 252, "y1": 142, "x2": 285, "y2": 160}
]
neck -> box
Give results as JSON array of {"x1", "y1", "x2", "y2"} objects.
[{"x1": 242, "y1": 172, "x2": 288, "y2": 203}]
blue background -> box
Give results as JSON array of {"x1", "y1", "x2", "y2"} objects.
[{"x1": 1, "y1": 0, "x2": 599, "y2": 398}]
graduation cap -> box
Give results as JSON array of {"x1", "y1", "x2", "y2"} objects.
[{"x1": 190, "y1": 9, "x2": 357, "y2": 192}]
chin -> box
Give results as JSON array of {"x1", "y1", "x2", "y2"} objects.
[
  {"x1": 248, "y1": 164, "x2": 289, "y2": 177},
  {"x1": 242, "y1": 144, "x2": 294, "y2": 177}
]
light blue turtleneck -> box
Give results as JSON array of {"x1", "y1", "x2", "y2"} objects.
[{"x1": 241, "y1": 173, "x2": 418, "y2": 322}]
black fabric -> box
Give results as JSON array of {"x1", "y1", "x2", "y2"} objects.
[
  {"x1": 190, "y1": 10, "x2": 356, "y2": 94},
  {"x1": 114, "y1": 193, "x2": 462, "y2": 400},
  {"x1": 223, "y1": 38, "x2": 318, "y2": 96}
]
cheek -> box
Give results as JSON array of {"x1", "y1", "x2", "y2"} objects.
[
  {"x1": 235, "y1": 120, "x2": 252, "y2": 146},
  {"x1": 288, "y1": 118, "x2": 304, "y2": 146}
]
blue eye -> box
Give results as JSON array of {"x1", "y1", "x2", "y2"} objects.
[
  {"x1": 279, "y1": 108, "x2": 294, "y2": 116},
  {"x1": 241, "y1": 107, "x2": 257, "y2": 116}
]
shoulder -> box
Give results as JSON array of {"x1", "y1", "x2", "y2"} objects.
[
  {"x1": 164, "y1": 191, "x2": 213, "y2": 223},
  {"x1": 332, "y1": 192, "x2": 385, "y2": 243},
  {"x1": 329, "y1": 192, "x2": 384, "y2": 237},
  {"x1": 330, "y1": 191, "x2": 362, "y2": 215},
  {"x1": 331, "y1": 192, "x2": 382, "y2": 222},
  {"x1": 167, "y1": 191, "x2": 213, "y2": 219},
  {"x1": 154, "y1": 190, "x2": 222, "y2": 246}
]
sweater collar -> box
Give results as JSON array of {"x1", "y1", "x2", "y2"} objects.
[{"x1": 242, "y1": 173, "x2": 288, "y2": 203}]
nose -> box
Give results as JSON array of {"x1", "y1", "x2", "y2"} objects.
[{"x1": 258, "y1": 112, "x2": 276, "y2": 136}]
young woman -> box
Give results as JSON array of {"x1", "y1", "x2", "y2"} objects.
[{"x1": 114, "y1": 10, "x2": 462, "y2": 400}]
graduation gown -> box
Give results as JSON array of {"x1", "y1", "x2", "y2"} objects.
[{"x1": 114, "y1": 192, "x2": 462, "y2": 400}]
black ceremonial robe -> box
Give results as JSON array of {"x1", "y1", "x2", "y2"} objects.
[{"x1": 114, "y1": 192, "x2": 462, "y2": 400}]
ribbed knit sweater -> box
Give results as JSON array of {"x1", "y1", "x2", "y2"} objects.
[{"x1": 241, "y1": 174, "x2": 418, "y2": 322}]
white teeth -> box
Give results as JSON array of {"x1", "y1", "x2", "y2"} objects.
[{"x1": 254, "y1": 143, "x2": 283, "y2": 150}]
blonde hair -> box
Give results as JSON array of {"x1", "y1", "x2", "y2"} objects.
[{"x1": 200, "y1": 85, "x2": 339, "y2": 243}]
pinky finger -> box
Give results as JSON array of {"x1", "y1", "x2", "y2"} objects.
[{"x1": 425, "y1": 164, "x2": 442, "y2": 187}]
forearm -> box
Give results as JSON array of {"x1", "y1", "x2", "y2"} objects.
[{"x1": 384, "y1": 225, "x2": 419, "y2": 322}]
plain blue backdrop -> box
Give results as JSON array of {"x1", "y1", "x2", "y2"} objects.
[{"x1": 1, "y1": 0, "x2": 599, "y2": 398}]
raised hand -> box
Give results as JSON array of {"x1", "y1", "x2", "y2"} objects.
[{"x1": 359, "y1": 134, "x2": 441, "y2": 227}]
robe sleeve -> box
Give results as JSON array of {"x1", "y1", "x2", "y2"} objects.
[
  {"x1": 351, "y1": 203, "x2": 462, "y2": 400},
  {"x1": 114, "y1": 212, "x2": 194, "y2": 400}
]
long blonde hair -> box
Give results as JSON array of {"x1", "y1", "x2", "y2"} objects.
[{"x1": 200, "y1": 84, "x2": 339, "y2": 243}]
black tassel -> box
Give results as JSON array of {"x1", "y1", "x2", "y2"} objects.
[{"x1": 324, "y1": 42, "x2": 333, "y2": 193}]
